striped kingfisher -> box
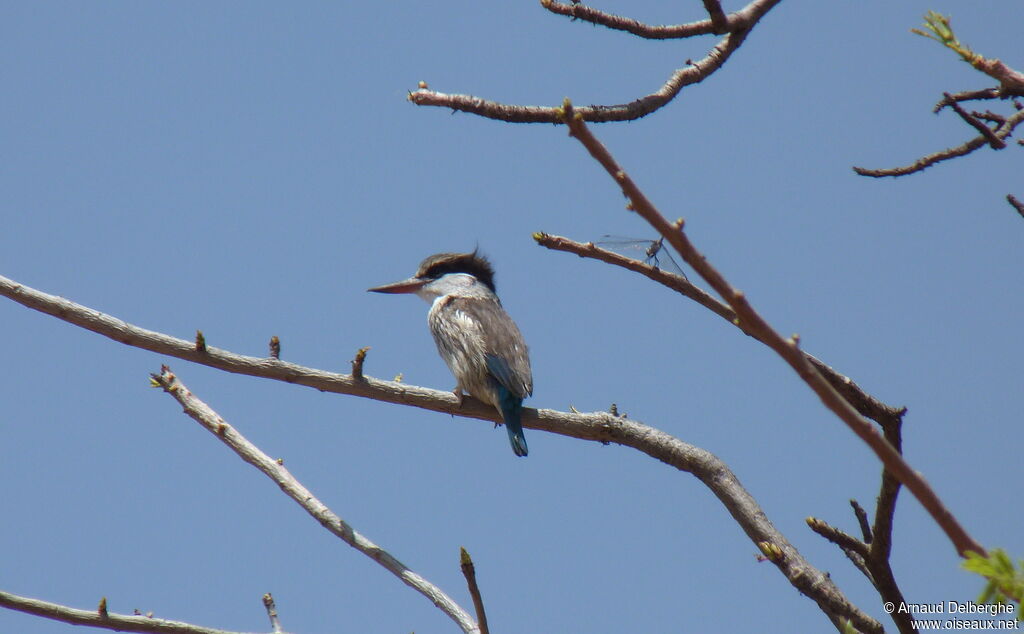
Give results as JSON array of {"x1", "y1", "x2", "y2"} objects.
[{"x1": 368, "y1": 251, "x2": 533, "y2": 457}]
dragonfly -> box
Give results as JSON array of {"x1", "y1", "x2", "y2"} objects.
[{"x1": 595, "y1": 235, "x2": 688, "y2": 280}]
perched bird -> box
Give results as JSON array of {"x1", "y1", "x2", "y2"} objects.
[{"x1": 368, "y1": 251, "x2": 533, "y2": 457}]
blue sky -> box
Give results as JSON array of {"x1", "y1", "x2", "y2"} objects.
[{"x1": 2, "y1": 2, "x2": 1022, "y2": 633}]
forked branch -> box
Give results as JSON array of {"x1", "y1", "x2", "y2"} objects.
[
  {"x1": 557, "y1": 98, "x2": 985, "y2": 559},
  {"x1": 854, "y1": 13, "x2": 1023, "y2": 177},
  {"x1": 150, "y1": 366, "x2": 480, "y2": 634},
  {"x1": 540, "y1": 0, "x2": 753, "y2": 40},
  {"x1": 853, "y1": 104, "x2": 1024, "y2": 177},
  {"x1": 532, "y1": 234, "x2": 905, "y2": 429},
  {"x1": 408, "y1": 0, "x2": 782, "y2": 122}
]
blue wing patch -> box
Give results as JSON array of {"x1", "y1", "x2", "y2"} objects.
[
  {"x1": 486, "y1": 353, "x2": 529, "y2": 457},
  {"x1": 485, "y1": 353, "x2": 517, "y2": 393}
]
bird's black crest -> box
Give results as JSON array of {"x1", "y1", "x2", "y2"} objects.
[{"x1": 417, "y1": 251, "x2": 496, "y2": 293}]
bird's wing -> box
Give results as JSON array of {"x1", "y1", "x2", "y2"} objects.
[{"x1": 450, "y1": 297, "x2": 533, "y2": 398}]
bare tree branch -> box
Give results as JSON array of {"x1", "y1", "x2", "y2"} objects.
[
  {"x1": 552, "y1": 100, "x2": 958, "y2": 633},
  {"x1": 539, "y1": 0, "x2": 745, "y2": 39},
  {"x1": 0, "y1": 589, "x2": 241, "y2": 634},
  {"x1": 408, "y1": 34, "x2": 743, "y2": 123},
  {"x1": 0, "y1": 273, "x2": 881, "y2": 633},
  {"x1": 933, "y1": 88, "x2": 1001, "y2": 111},
  {"x1": 539, "y1": 107, "x2": 921, "y2": 632},
  {"x1": 806, "y1": 512, "x2": 915, "y2": 634},
  {"x1": 846, "y1": 409, "x2": 912, "y2": 634},
  {"x1": 408, "y1": 0, "x2": 782, "y2": 122},
  {"x1": 558, "y1": 98, "x2": 986, "y2": 559},
  {"x1": 817, "y1": 425, "x2": 912, "y2": 633},
  {"x1": 867, "y1": 550, "x2": 914, "y2": 634},
  {"x1": 532, "y1": 234, "x2": 906, "y2": 428},
  {"x1": 806, "y1": 517, "x2": 869, "y2": 558},
  {"x1": 806, "y1": 517, "x2": 872, "y2": 581},
  {"x1": 150, "y1": 366, "x2": 480, "y2": 634},
  {"x1": 855, "y1": 14, "x2": 1024, "y2": 177},
  {"x1": 867, "y1": 428, "x2": 914, "y2": 634},
  {"x1": 853, "y1": 105, "x2": 1024, "y2": 177}
]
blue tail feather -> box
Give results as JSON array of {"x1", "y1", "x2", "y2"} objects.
[{"x1": 496, "y1": 385, "x2": 528, "y2": 457}]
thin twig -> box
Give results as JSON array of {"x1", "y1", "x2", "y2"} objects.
[
  {"x1": 850, "y1": 499, "x2": 872, "y2": 544},
  {"x1": 943, "y1": 92, "x2": 1006, "y2": 149},
  {"x1": 806, "y1": 517, "x2": 873, "y2": 582},
  {"x1": 806, "y1": 517, "x2": 869, "y2": 558},
  {"x1": 533, "y1": 234, "x2": 905, "y2": 428},
  {"x1": 972, "y1": 110, "x2": 1006, "y2": 125},
  {"x1": 1008, "y1": 194, "x2": 1024, "y2": 219},
  {"x1": 0, "y1": 273, "x2": 881, "y2": 634},
  {"x1": 151, "y1": 366, "x2": 480, "y2": 634},
  {"x1": 535, "y1": 233, "x2": 723, "y2": 316},
  {"x1": 351, "y1": 346, "x2": 370, "y2": 380},
  {"x1": 262, "y1": 594, "x2": 283, "y2": 634},
  {"x1": 460, "y1": 548, "x2": 489, "y2": 634},
  {"x1": 269, "y1": 335, "x2": 281, "y2": 360},
  {"x1": 0, "y1": 589, "x2": 239, "y2": 634},
  {"x1": 559, "y1": 99, "x2": 985, "y2": 559},
  {"x1": 933, "y1": 88, "x2": 1001, "y2": 112}
]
